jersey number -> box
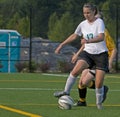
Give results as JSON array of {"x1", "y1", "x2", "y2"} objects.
[{"x1": 87, "y1": 33, "x2": 93, "y2": 40}]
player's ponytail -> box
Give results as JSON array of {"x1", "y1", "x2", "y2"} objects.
[{"x1": 93, "y1": 5, "x2": 98, "y2": 15}]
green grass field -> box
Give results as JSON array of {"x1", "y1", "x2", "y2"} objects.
[{"x1": 0, "y1": 73, "x2": 120, "y2": 117}]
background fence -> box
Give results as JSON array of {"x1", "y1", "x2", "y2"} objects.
[{"x1": 0, "y1": 4, "x2": 120, "y2": 73}]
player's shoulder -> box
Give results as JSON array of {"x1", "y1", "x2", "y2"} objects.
[
  {"x1": 79, "y1": 20, "x2": 87, "y2": 26},
  {"x1": 96, "y1": 18, "x2": 104, "y2": 23},
  {"x1": 76, "y1": 20, "x2": 87, "y2": 29},
  {"x1": 81, "y1": 19, "x2": 87, "y2": 23}
]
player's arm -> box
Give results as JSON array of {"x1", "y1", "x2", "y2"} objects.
[
  {"x1": 71, "y1": 44, "x2": 85, "y2": 63},
  {"x1": 55, "y1": 33, "x2": 78, "y2": 54},
  {"x1": 105, "y1": 29, "x2": 117, "y2": 70},
  {"x1": 109, "y1": 48, "x2": 117, "y2": 70},
  {"x1": 81, "y1": 19, "x2": 105, "y2": 44},
  {"x1": 81, "y1": 33, "x2": 104, "y2": 44}
]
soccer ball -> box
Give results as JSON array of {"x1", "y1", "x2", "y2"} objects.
[{"x1": 58, "y1": 95, "x2": 74, "y2": 110}]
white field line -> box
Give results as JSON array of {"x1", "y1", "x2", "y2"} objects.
[
  {"x1": 0, "y1": 88, "x2": 119, "y2": 92},
  {"x1": 42, "y1": 73, "x2": 68, "y2": 77},
  {"x1": 42, "y1": 73, "x2": 120, "y2": 78}
]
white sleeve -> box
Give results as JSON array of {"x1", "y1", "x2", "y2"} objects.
[
  {"x1": 97, "y1": 19, "x2": 105, "y2": 34},
  {"x1": 74, "y1": 23, "x2": 82, "y2": 36}
]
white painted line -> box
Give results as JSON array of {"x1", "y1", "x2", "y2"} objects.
[
  {"x1": 42, "y1": 73, "x2": 120, "y2": 79},
  {"x1": 42, "y1": 73, "x2": 68, "y2": 77},
  {"x1": 0, "y1": 88, "x2": 119, "y2": 92}
]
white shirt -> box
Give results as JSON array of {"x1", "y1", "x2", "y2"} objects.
[{"x1": 75, "y1": 18, "x2": 108, "y2": 54}]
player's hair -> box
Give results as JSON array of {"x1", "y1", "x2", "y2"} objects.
[
  {"x1": 83, "y1": 3, "x2": 98, "y2": 15},
  {"x1": 98, "y1": 11, "x2": 104, "y2": 19}
]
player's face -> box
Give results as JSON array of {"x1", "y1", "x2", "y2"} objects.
[{"x1": 83, "y1": 7, "x2": 95, "y2": 22}]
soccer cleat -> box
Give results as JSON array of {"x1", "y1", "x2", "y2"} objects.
[
  {"x1": 102, "y1": 86, "x2": 109, "y2": 103},
  {"x1": 53, "y1": 91, "x2": 69, "y2": 98},
  {"x1": 74, "y1": 101, "x2": 87, "y2": 106}
]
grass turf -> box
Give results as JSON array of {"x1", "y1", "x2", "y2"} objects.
[{"x1": 0, "y1": 73, "x2": 120, "y2": 117}]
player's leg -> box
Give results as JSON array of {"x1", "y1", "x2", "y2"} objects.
[
  {"x1": 54, "y1": 59, "x2": 89, "y2": 98},
  {"x1": 95, "y1": 69, "x2": 105, "y2": 109},
  {"x1": 95, "y1": 52, "x2": 109, "y2": 109},
  {"x1": 76, "y1": 69, "x2": 95, "y2": 106}
]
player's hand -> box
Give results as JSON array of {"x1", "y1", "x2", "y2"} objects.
[
  {"x1": 55, "y1": 44, "x2": 62, "y2": 54},
  {"x1": 81, "y1": 38, "x2": 87, "y2": 45},
  {"x1": 71, "y1": 53, "x2": 78, "y2": 64}
]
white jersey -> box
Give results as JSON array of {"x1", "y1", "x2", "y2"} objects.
[{"x1": 75, "y1": 18, "x2": 108, "y2": 54}]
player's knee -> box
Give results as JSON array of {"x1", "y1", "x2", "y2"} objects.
[
  {"x1": 70, "y1": 72, "x2": 79, "y2": 77},
  {"x1": 78, "y1": 83, "x2": 86, "y2": 89}
]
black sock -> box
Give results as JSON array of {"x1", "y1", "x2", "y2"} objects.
[{"x1": 78, "y1": 87, "x2": 87, "y2": 102}]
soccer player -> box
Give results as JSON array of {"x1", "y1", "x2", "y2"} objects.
[
  {"x1": 72, "y1": 12, "x2": 117, "y2": 107},
  {"x1": 54, "y1": 3, "x2": 108, "y2": 109}
]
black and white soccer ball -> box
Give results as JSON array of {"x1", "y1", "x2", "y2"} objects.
[{"x1": 58, "y1": 95, "x2": 74, "y2": 110}]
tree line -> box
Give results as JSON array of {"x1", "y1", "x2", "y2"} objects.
[{"x1": 0, "y1": 0, "x2": 119, "y2": 43}]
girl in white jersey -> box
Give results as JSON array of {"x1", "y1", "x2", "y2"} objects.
[{"x1": 54, "y1": 3, "x2": 108, "y2": 109}]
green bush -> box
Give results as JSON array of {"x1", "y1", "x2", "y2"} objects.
[
  {"x1": 57, "y1": 60, "x2": 74, "y2": 73},
  {"x1": 39, "y1": 62, "x2": 50, "y2": 73},
  {"x1": 15, "y1": 61, "x2": 37, "y2": 73},
  {"x1": 15, "y1": 62, "x2": 27, "y2": 72}
]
